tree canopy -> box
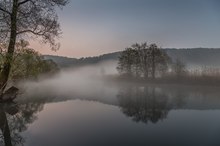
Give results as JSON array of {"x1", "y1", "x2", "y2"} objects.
[
  {"x1": 0, "y1": 0, "x2": 68, "y2": 49},
  {"x1": 117, "y1": 42, "x2": 170, "y2": 79},
  {"x1": 0, "y1": 40, "x2": 59, "y2": 82},
  {"x1": 0, "y1": 0, "x2": 68, "y2": 92}
]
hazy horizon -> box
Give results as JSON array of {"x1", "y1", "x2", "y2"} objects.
[
  {"x1": 43, "y1": 47, "x2": 220, "y2": 59},
  {"x1": 2, "y1": 1, "x2": 220, "y2": 146},
  {"x1": 29, "y1": 0, "x2": 220, "y2": 58}
]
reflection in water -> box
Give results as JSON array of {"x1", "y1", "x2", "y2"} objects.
[
  {"x1": 1, "y1": 83, "x2": 220, "y2": 146},
  {"x1": 117, "y1": 86, "x2": 171, "y2": 123},
  {"x1": 0, "y1": 104, "x2": 16, "y2": 146},
  {"x1": 117, "y1": 84, "x2": 220, "y2": 124},
  {"x1": 0, "y1": 101, "x2": 45, "y2": 146}
]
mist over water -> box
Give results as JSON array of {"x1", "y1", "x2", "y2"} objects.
[
  {"x1": 2, "y1": 0, "x2": 220, "y2": 145},
  {"x1": 18, "y1": 60, "x2": 119, "y2": 102},
  {"x1": 1, "y1": 59, "x2": 219, "y2": 146}
]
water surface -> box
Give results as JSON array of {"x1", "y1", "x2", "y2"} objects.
[{"x1": 1, "y1": 82, "x2": 220, "y2": 146}]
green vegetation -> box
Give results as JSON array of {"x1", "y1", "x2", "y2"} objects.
[
  {"x1": 0, "y1": 0, "x2": 68, "y2": 93},
  {"x1": 0, "y1": 40, "x2": 59, "y2": 82}
]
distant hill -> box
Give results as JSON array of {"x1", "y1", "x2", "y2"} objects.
[
  {"x1": 44, "y1": 48, "x2": 220, "y2": 69},
  {"x1": 44, "y1": 52, "x2": 120, "y2": 68},
  {"x1": 43, "y1": 55, "x2": 78, "y2": 68},
  {"x1": 165, "y1": 48, "x2": 220, "y2": 68}
]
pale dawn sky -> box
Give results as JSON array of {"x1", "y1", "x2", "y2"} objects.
[{"x1": 31, "y1": 0, "x2": 220, "y2": 58}]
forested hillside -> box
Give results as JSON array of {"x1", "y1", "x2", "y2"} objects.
[{"x1": 44, "y1": 48, "x2": 220, "y2": 68}]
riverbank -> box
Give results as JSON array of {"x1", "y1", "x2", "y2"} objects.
[{"x1": 105, "y1": 74, "x2": 220, "y2": 87}]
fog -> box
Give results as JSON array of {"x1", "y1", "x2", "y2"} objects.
[
  {"x1": 18, "y1": 60, "x2": 119, "y2": 103},
  {"x1": 9, "y1": 60, "x2": 220, "y2": 146},
  {"x1": 15, "y1": 59, "x2": 220, "y2": 110}
]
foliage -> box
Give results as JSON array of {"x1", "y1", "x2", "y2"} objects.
[
  {"x1": 0, "y1": 40, "x2": 59, "y2": 82},
  {"x1": 0, "y1": 0, "x2": 68, "y2": 49},
  {"x1": 117, "y1": 42, "x2": 170, "y2": 79},
  {"x1": 0, "y1": 0, "x2": 68, "y2": 91},
  {"x1": 117, "y1": 48, "x2": 138, "y2": 77}
]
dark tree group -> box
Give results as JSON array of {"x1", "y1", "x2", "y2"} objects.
[{"x1": 117, "y1": 43, "x2": 170, "y2": 79}]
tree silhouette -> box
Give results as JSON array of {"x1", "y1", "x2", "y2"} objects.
[
  {"x1": 0, "y1": 0, "x2": 68, "y2": 93},
  {"x1": 117, "y1": 42, "x2": 170, "y2": 79}
]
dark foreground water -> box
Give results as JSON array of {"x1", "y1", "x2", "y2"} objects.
[{"x1": 1, "y1": 82, "x2": 220, "y2": 146}]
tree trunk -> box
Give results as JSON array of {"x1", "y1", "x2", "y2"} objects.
[
  {"x1": 0, "y1": 108, "x2": 12, "y2": 146},
  {"x1": 152, "y1": 48, "x2": 155, "y2": 80},
  {"x1": 0, "y1": 0, "x2": 18, "y2": 94}
]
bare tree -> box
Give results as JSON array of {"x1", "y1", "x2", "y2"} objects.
[
  {"x1": 148, "y1": 44, "x2": 170, "y2": 79},
  {"x1": 117, "y1": 42, "x2": 170, "y2": 80},
  {"x1": 0, "y1": 0, "x2": 68, "y2": 93},
  {"x1": 117, "y1": 48, "x2": 136, "y2": 77}
]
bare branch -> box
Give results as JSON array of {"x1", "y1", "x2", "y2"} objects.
[
  {"x1": 0, "y1": 7, "x2": 11, "y2": 15},
  {"x1": 18, "y1": 0, "x2": 32, "y2": 6},
  {"x1": 17, "y1": 29, "x2": 45, "y2": 36}
]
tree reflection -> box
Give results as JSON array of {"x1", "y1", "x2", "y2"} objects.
[
  {"x1": 0, "y1": 101, "x2": 45, "y2": 146},
  {"x1": 117, "y1": 85, "x2": 171, "y2": 124}
]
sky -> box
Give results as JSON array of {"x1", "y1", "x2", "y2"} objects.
[{"x1": 31, "y1": 0, "x2": 220, "y2": 58}]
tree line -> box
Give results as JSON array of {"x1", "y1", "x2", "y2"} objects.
[
  {"x1": 117, "y1": 43, "x2": 171, "y2": 79},
  {"x1": 117, "y1": 42, "x2": 220, "y2": 86}
]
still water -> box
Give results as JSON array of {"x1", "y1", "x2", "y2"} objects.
[{"x1": 1, "y1": 83, "x2": 220, "y2": 146}]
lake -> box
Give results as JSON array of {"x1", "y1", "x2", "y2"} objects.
[{"x1": 1, "y1": 79, "x2": 220, "y2": 146}]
